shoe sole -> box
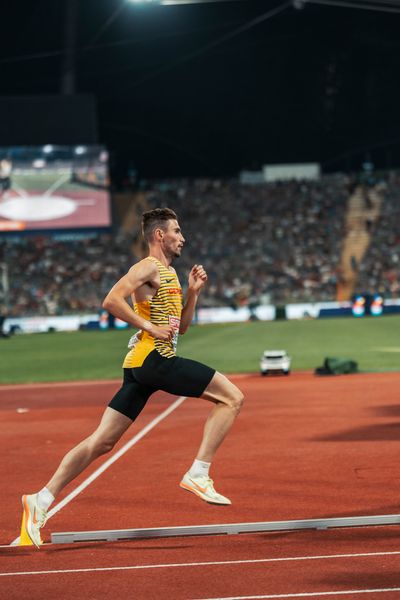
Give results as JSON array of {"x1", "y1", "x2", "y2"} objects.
[
  {"x1": 21, "y1": 495, "x2": 41, "y2": 549},
  {"x1": 179, "y1": 481, "x2": 231, "y2": 505}
]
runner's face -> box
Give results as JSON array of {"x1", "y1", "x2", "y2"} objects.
[{"x1": 162, "y1": 219, "x2": 185, "y2": 258}]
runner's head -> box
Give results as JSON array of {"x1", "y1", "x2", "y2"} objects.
[{"x1": 142, "y1": 207, "x2": 185, "y2": 259}]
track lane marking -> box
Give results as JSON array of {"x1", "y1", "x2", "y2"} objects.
[
  {"x1": 0, "y1": 372, "x2": 251, "y2": 393},
  {"x1": 42, "y1": 174, "x2": 71, "y2": 198},
  {"x1": 11, "y1": 182, "x2": 29, "y2": 198},
  {"x1": 196, "y1": 590, "x2": 400, "y2": 599},
  {"x1": 0, "y1": 379, "x2": 121, "y2": 391},
  {"x1": 10, "y1": 395, "x2": 187, "y2": 546},
  {"x1": 3, "y1": 549, "x2": 400, "y2": 576}
]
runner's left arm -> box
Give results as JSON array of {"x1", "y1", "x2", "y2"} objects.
[{"x1": 180, "y1": 264, "x2": 207, "y2": 334}]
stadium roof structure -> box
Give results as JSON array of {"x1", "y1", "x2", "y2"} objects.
[{"x1": 1, "y1": 0, "x2": 400, "y2": 177}]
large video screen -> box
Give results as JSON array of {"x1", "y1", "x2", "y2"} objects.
[{"x1": 0, "y1": 145, "x2": 111, "y2": 231}]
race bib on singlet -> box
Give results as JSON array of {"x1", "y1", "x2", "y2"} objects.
[
  {"x1": 169, "y1": 315, "x2": 181, "y2": 352},
  {"x1": 127, "y1": 316, "x2": 180, "y2": 352},
  {"x1": 127, "y1": 332, "x2": 140, "y2": 349}
]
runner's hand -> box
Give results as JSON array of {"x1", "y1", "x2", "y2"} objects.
[
  {"x1": 188, "y1": 264, "x2": 207, "y2": 292},
  {"x1": 147, "y1": 323, "x2": 174, "y2": 341}
]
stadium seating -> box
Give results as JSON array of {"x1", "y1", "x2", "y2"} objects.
[{"x1": 1, "y1": 173, "x2": 398, "y2": 317}]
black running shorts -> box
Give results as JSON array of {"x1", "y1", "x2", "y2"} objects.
[{"x1": 108, "y1": 349, "x2": 215, "y2": 421}]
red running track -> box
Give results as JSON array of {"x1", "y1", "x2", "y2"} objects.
[{"x1": 1, "y1": 371, "x2": 400, "y2": 599}]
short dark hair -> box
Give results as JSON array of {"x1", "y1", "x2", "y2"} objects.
[{"x1": 142, "y1": 207, "x2": 178, "y2": 243}]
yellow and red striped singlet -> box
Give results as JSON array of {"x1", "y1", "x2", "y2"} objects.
[{"x1": 123, "y1": 257, "x2": 183, "y2": 368}]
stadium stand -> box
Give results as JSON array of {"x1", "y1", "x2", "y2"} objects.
[
  {"x1": 145, "y1": 175, "x2": 348, "y2": 307},
  {"x1": 356, "y1": 173, "x2": 400, "y2": 298},
  {"x1": 336, "y1": 183, "x2": 383, "y2": 300},
  {"x1": 1, "y1": 172, "x2": 398, "y2": 317},
  {"x1": 0, "y1": 233, "x2": 138, "y2": 316}
]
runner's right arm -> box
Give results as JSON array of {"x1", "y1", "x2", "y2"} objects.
[{"x1": 103, "y1": 260, "x2": 174, "y2": 341}]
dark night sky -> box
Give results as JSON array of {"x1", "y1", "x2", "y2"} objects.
[{"x1": 1, "y1": 0, "x2": 400, "y2": 178}]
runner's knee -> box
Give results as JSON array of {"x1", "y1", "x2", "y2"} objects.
[
  {"x1": 205, "y1": 372, "x2": 244, "y2": 413},
  {"x1": 225, "y1": 385, "x2": 244, "y2": 415},
  {"x1": 88, "y1": 434, "x2": 116, "y2": 457}
]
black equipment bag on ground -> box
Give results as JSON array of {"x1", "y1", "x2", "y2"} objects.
[{"x1": 315, "y1": 357, "x2": 359, "y2": 376}]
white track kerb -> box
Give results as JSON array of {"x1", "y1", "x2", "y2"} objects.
[
  {"x1": 10, "y1": 395, "x2": 187, "y2": 546},
  {"x1": 51, "y1": 513, "x2": 400, "y2": 544}
]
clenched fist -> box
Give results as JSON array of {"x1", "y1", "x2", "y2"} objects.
[{"x1": 188, "y1": 264, "x2": 207, "y2": 293}]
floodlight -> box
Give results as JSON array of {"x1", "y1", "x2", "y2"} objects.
[
  {"x1": 160, "y1": 0, "x2": 243, "y2": 5},
  {"x1": 75, "y1": 146, "x2": 87, "y2": 155},
  {"x1": 33, "y1": 159, "x2": 46, "y2": 169},
  {"x1": 126, "y1": 0, "x2": 244, "y2": 4},
  {"x1": 43, "y1": 145, "x2": 54, "y2": 154}
]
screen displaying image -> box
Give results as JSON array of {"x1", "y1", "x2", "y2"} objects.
[
  {"x1": 370, "y1": 294, "x2": 384, "y2": 317},
  {"x1": 351, "y1": 294, "x2": 366, "y2": 317},
  {"x1": 0, "y1": 145, "x2": 111, "y2": 231}
]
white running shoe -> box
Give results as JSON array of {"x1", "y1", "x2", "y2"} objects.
[
  {"x1": 21, "y1": 494, "x2": 47, "y2": 548},
  {"x1": 180, "y1": 472, "x2": 231, "y2": 505}
]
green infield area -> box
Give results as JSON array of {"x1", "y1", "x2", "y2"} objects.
[
  {"x1": 13, "y1": 172, "x2": 91, "y2": 195},
  {"x1": 0, "y1": 315, "x2": 399, "y2": 384}
]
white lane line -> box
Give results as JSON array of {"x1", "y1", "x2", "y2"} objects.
[
  {"x1": 10, "y1": 395, "x2": 187, "y2": 546},
  {"x1": 3, "y1": 549, "x2": 400, "y2": 577},
  {"x1": 11, "y1": 183, "x2": 29, "y2": 198},
  {"x1": 372, "y1": 347, "x2": 400, "y2": 353},
  {"x1": 0, "y1": 379, "x2": 121, "y2": 391},
  {"x1": 196, "y1": 589, "x2": 400, "y2": 600},
  {"x1": 0, "y1": 372, "x2": 250, "y2": 392},
  {"x1": 43, "y1": 174, "x2": 70, "y2": 198}
]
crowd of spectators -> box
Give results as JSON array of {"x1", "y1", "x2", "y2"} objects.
[
  {"x1": 1, "y1": 172, "x2": 399, "y2": 317},
  {"x1": 146, "y1": 176, "x2": 348, "y2": 308},
  {"x1": 0, "y1": 233, "x2": 138, "y2": 317}
]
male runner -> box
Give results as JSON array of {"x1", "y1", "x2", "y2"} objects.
[{"x1": 21, "y1": 207, "x2": 244, "y2": 548}]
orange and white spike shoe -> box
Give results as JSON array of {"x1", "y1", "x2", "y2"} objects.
[
  {"x1": 180, "y1": 472, "x2": 231, "y2": 505},
  {"x1": 21, "y1": 494, "x2": 47, "y2": 548}
]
